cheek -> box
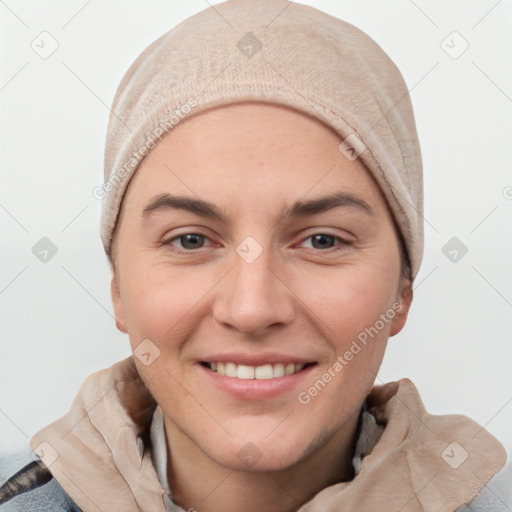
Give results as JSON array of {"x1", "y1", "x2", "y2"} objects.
[
  {"x1": 119, "y1": 265, "x2": 216, "y2": 412},
  {"x1": 290, "y1": 264, "x2": 396, "y2": 410},
  {"x1": 120, "y1": 262, "x2": 218, "y2": 348},
  {"x1": 295, "y1": 262, "x2": 398, "y2": 341}
]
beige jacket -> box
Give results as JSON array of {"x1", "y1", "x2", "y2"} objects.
[{"x1": 30, "y1": 357, "x2": 507, "y2": 511}]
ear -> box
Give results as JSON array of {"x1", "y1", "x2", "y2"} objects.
[
  {"x1": 111, "y1": 276, "x2": 128, "y2": 333},
  {"x1": 389, "y1": 280, "x2": 413, "y2": 337}
]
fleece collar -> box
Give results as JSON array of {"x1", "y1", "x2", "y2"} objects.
[{"x1": 30, "y1": 357, "x2": 506, "y2": 512}]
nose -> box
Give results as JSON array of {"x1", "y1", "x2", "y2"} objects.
[{"x1": 212, "y1": 248, "x2": 296, "y2": 338}]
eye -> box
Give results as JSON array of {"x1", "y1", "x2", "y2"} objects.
[
  {"x1": 298, "y1": 233, "x2": 351, "y2": 251},
  {"x1": 163, "y1": 232, "x2": 351, "y2": 255},
  {"x1": 167, "y1": 233, "x2": 210, "y2": 251}
]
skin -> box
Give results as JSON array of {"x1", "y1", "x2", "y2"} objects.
[{"x1": 110, "y1": 102, "x2": 413, "y2": 512}]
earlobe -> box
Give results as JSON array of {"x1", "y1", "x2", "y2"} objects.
[
  {"x1": 389, "y1": 281, "x2": 413, "y2": 337},
  {"x1": 111, "y1": 276, "x2": 128, "y2": 334}
]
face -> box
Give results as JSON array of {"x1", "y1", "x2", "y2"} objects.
[{"x1": 111, "y1": 102, "x2": 412, "y2": 472}]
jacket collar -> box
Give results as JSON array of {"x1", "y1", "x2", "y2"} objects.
[{"x1": 30, "y1": 357, "x2": 506, "y2": 512}]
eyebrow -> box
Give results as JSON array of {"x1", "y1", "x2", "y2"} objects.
[
  {"x1": 142, "y1": 192, "x2": 372, "y2": 222},
  {"x1": 282, "y1": 192, "x2": 372, "y2": 217}
]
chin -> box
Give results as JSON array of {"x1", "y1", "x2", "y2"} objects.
[
  {"x1": 200, "y1": 423, "x2": 329, "y2": 473},
  {"x1": 214, "y1": 443, "x2": 308, "y2": 473}
]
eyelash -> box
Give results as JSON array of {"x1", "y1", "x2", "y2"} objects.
[{"x1": 163, "y1": 232, "x2": 352, "y2": 255}]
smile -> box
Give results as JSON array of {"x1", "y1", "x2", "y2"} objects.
[{"x1": 203, "y1": 362, "x2": 308, "y2": 380}]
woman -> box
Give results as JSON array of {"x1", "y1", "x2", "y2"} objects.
[{"x1": 0, "y1": 1, "x2": 508, "y2": 510}]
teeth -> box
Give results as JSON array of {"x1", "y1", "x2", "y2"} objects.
[
  {"x1": 284, "y1": 363, "x2": 295, "y2": 376},
  {"x1": 273, "y1": 363, "x2": 285, "y2": 378},
  {"x1": 255, "y1": 364, "x2": 273, "y2": 380},
  {"x1": 209, "y1": 361, "x2": 307, "y2": 379},
  {"x1": 225, "y1": 362, "x2": 237, "y2": 378},
  {"x1": 237, "y1": 364, "x2": 255, "y2": 379}
]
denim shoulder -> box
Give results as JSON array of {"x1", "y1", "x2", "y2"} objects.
[
  {"x1": 0, "y1": 455, "x2": 81, "y2": 512},
  {"x1": 456, "y1": 460, "x2": 512, "y2": 512},
  {"x1": 0, "y1": 477, "x2": 80, "y2": 512}
]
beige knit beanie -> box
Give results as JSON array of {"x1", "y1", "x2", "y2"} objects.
[{"x1": 99, "y1": 0, "x2": 424, "y2": 278}]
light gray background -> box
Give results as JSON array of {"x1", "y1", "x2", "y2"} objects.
[{"x1": 1, "y1": 0, "x2": 511, "y2": 465}]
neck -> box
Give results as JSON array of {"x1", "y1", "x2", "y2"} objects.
[{"x1": 163, "y1": 410, "x2": 361, "y2": 512}]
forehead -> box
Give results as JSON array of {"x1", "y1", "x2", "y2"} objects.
[{"x1": 125, "y1": 102, "x2": 386, "y2": 214}]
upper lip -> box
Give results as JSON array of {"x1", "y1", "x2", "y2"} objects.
[{"x1": 198, "y1": 352, "x2": 315, "y2": 366}]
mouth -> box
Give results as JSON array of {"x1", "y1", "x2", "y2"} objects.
[
  {"x1": 197, "y1": 354, "x2": 318, "y2": 400},
  {"x1": 200, "y1": 361, "x2": 315, "y2": 380}
]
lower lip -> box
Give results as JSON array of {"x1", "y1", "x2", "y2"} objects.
[{"x1": 199, "y1": 364, "x2": 315, "y2": 400}]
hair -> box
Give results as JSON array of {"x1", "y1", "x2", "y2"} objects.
[{"x1": 398, "y1": 234, "x2": 412, "y2": 283}]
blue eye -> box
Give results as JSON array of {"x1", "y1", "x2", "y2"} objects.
[
  {"x1": 163, "y1": 232, "x2": 350, "y2": 255},
  {"x1": 170, "y1": 233, "x2": 207, "y2": 250},
  {"x1": 300, "y1": 234, "x2": 349, "y2": 251},
  {"x1": 309, "y1": 234, "x2": 336, "y2": 249}
]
